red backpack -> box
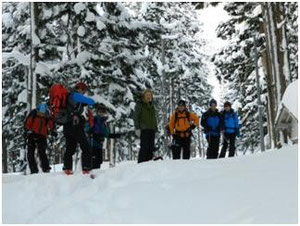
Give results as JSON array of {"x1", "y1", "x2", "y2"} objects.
[{"x1": 49, "y1": 84, "x2": 69, "y2": 125}]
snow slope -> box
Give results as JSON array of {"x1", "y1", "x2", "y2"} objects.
[{"x1": 3, "y1": 145, "x2": 298, "y2": 224}]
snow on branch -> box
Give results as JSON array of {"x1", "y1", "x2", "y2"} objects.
[{"x1": 2, "y1": 51, "x2": 30, "y2": 66}]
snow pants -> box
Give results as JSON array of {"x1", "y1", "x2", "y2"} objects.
[
  {"x1": 63, "y1": 123, "x2": 91, "y2": 171},
  {"x1": 27, "y1": 134, "x2": 51, "y2": 174},
  {"x1": 92, "y1": 145, "x2": 103, "y2": 169},
  {"x1": 219, "y1": 133, "x2": 236, "y2": 158},
  {"x1": 206, "y1": 135, "x2": 220, "y2": 159},
  {"x1": 172, "y1": 135, "x2": 191, "y2": 160},
  {"x1": 138, "y1": 129, "x2": 155, "y2": 163}
]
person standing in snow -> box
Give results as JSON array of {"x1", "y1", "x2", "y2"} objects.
[
  {"x1": 201, "y1": 99, "x2": 224, "y2": 159},
  {"x1": 24, "y1": 103, "x2": 56, "y2": 174},
  {"x1": 133, "y1": 89, "x2": 158, "y2": 163},
  {"x1": 86, "y1": 103, "x2": 110, "y2": 169},
  {"x1": 62, "y1": 82, "x2": 95, "y2": 175},
  {"x1": 219, "y1": 101, "x2": 240, "y2": 158},
  {"x1": 168, "y1": 100, "x2": 199, "y2": 159}
]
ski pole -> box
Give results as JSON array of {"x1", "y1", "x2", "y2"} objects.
[{"x1": 89, "y1": 133, "x2": 93, "y2": 170}]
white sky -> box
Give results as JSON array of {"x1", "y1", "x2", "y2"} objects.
[{"x1": 197, "y1": 3, "x2": 230, "y2": 105}]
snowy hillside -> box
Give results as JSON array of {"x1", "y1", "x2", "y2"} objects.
[{"x1": 3, "y1": 145, "x2": 297, "y2": 224}]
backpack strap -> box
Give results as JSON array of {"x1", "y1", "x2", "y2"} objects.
[{"x1": 174, "y1": 110, "x2": 191, "y2": 127}]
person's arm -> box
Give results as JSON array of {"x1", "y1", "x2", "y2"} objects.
[
  {"x1": 169, "y1": 113, "x2": 176, "y2": 135},
  {"x1": 133, "y1": 103, "x2": 141, "y2": 130},
  {"x1": 72, "y1": 92, "x2": 95, "y2": 106},
  {"x1": 47, "y1": 117, "x2": 54, "y2": 131},
  {"x1": 154, "y1": 106, "x2": 158, "y2": 131},
  {"x1": 219, "y1": 112, "x2": 225, "y2": 132},
  {"x1": 200, "y1": 112, "x2": 207, "y2": 128},
  {"x1": 234, "y1": 113, "x2": 240, "y2": 136},
  {"x1": 234, "y1": 113, "x2": 239, "y2": 129},
  {"x1": 25, "y1": 116, "x2": 33, "y2": 131},
  {"x1": 190, "y1": 113, "x2": 199, "y2": 128}
]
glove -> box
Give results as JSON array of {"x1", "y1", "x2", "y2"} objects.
[
  {"x1": 73, "y1": 115, "x2": 80, "y2": 126},
  {"x1": 51, "y1": 131, "x2": 58, "y2": 138},
  {"x1": 135, "y1": 129, "x2": 141, "y2": 137},
  {"x1": 190, "y1": 124, "x2": 196, "y2": 130}
]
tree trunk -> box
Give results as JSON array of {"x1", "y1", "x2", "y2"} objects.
[
  {"x1": 272, "y1": 3, "x2": 287, "y2": 96},
  {"x1": 30, "y1": 2, "x2": 40, "y2": 109},
  {"x1": 261, "y1": 3, "x2": 277, "y2": 149},
  {"x1": 2, "y1": 137, "x2": 8, "y2": 173}
]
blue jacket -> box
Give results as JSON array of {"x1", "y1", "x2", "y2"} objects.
[
  {"x1": 201, "y1": 109, "x2": 224, "y2": 137},
  {"x1": 222, "y1": 109, "x2": 239, "y2": 134},
  {"x1": 85, "y1": 115, "x2": 109, "y2": 149},
  {"x1": 66, "y1": 91, "x2": 95, "y2": 124}
]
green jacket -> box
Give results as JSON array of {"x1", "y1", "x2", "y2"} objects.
[{"x1": 133, "y1": 101, "x2": 157, "y2": 131}]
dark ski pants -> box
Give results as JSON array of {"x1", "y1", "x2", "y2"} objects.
[
  {"x1": 92, "y1": 146, "x2": 103, "y2": 169},
  {"x1": 138, "y1": 129, "x2": 155, "y2": 163},
  {"x1": 172, "y1": 136, "x2": 191, "y2": 160},
  {"x1": 206, "y1": 135, "x2": 220, "y2": 159},
  {"x1": 63, "y1": 123, "x2": 91, "y2": 171},
  {"x1": 219, "y1": 133, "x2": 236, "y2": 158},
  {"x1": 27, "y1": 134, "x2": 50, "y2": 174}
]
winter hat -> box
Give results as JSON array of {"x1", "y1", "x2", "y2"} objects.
[
  {"x1": 178, "y1": 100, "x2": 186, "y2": 107},
  {"x1": 75, "y1": 82, "x2": 88, "y2": 91},
  {"x1": 96, "y1": 103, "x2": 107, "y2": 112},
  {"x1": 37, "y1": 103, "x2": 49, "y2": 114},
  {"x1": 224, "y1": 101, "x2": 231, "y2": 107},
  {"x1": 209, "y1": 99, "x2": 217, "y2": 106}
]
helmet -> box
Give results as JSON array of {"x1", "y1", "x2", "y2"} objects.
[
  {"x1": 75, "y1": 82, "x2": 88, "y2": 91},
  {"x1": 37, "y1": 103, "x2": 49, "y2": 114}
]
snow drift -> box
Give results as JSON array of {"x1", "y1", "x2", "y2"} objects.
[{"x1": 3, "y1": 145, "x2": 298, "y2": 224}]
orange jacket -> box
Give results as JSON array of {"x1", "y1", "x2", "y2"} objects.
[{"x1": 169, "y1": 110, "x2": 199, "y2": 137}]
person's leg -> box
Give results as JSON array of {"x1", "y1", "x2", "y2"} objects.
[
  {"x1": 172, "y1": 136, "x2": 181, "y2": 159},
  {"x1": 228, "y1": 133, "x2": 236, "y2": 157},
  {"x1": 211, "y1": 136, "x2": 220, "y2": 159},
  {"x1": 182, "y1": 137, "x2": 191, "y2": 159},
  {"x1": 206, "y1": 135, "x2": 215, "y2": 159},
  {"x1": 219, "y1": 134, "x2": 229, "y2": 158},
  {"x1": 147, "y1": 130, "x2": 155, "y2": 161},
  {"x1": 77, "y1": 126, "x2": 91, "y2": 171},
  {"x1": 27, "y1": 136, "x2": 38, "y2": 174},
  {"x1": 63, "y1": 126, "x2": 77, "y2": 171},
  {"x1": 37, "y1": 137, "x2": 51, "y2": 172},
  {"x1": 91, "y1": 146, "x2": 101, "y2": 169},
  {"x1": 138, "y1": 130, "x2": 149, "y2": 163}
]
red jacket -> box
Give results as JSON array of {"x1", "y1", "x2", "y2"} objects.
[{"x1": 25, "y1": 113, "x2": 54, "y2": 138}]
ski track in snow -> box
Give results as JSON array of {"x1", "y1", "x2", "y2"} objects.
[{"x1": 3, "y1": 145, "x2": 298, "y2": 224}]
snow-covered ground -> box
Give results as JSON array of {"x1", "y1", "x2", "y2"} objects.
[{"x1": 3, "y1": 145, "x2": 298, "y2": 224}]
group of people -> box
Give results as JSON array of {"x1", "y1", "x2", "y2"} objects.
[
  {"x1": 133, "y1": 89, "x2": 240, "y2": 163},
  {"x1": 24, "y1": 85, "x2": 240, "y2": 175},
  {"x1": 24, "y1": 82, "x2": 110, "y2": 175}
]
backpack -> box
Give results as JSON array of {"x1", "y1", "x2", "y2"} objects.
[
  {"x1": 166, "y1": 110, "x2": 191, "y2": 135},
  {"x1": 24, "y1": 109, "x2": 37, "y2": 129},
  {"x1": 174, "y1": 110, "x2": 190, "y2": 126},
  {"x1": 49, "y1": 84, "x2": 69, "y2": 125}
]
